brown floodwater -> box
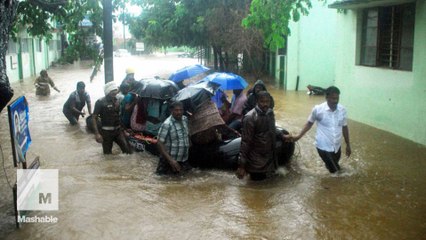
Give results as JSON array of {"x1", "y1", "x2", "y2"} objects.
[{"x1": 0, "y1": 54, "x2": 425, "y2": 239}]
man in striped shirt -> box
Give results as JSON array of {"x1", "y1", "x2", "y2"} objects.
[{"x1": 156, "y1": 101, "x2": 191, "y2": 175}]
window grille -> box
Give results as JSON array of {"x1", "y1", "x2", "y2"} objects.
[{"x1": 360, "y1": 3, "x2": 415, "y2": 71}]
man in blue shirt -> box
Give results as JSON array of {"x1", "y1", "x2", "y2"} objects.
[{"x1": 119, "y1": 82, "x2": 137, "y2": 128}]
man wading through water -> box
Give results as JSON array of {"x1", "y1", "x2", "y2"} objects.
[
  {"x1": 63, "y1": 81, "x2": 92, "y2": 125},
  {"x1": 92, "y1": 82, "x2": 132, "y2": 154},
  {"x1": 156, "y1": 101, "x2": 191, "y2": 175},
  {"x1": 292, "y1": 86, "x2": 351, "y2": 173},
  {"x1": 236, "y1": 91, "x2": 289, "y2": 181}
]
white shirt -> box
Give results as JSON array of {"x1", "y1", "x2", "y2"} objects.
[{"x1": 308, "y1": 102, "x2": 347, "y2": 153}]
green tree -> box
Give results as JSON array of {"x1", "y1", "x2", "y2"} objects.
[
  {"x1": 127, "y1": 0, "x2": 313, "y2": 74},
  {"x1": 10, "y1": 0, "x2": 107, "y2": 62},
  {"x1": 0, "y1": 0, "x2": 128, "y2": 112},
  {"x1": 129, "y1": 0, "x2": 263, "y2": 72},
  {"x1": 242, "y1": 0, "x2": 312, "y2": 50},
  {"x1": 128, "y1": 0, "x2": 207, "y2": 49},
  {"x1": 0, "y1": 0, "x2": 19, "y2": 112}
]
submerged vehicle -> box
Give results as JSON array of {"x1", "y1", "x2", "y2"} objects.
[
  {"x1": 81, "y1": 76, "x2": 294, "y2": 170},
  {"x1": 188, "y1": 127, "x2": 294, "y2": 170},
  {"x1": 127, "y1": 126, "x2": 294, "y2": 170},
  {"x1": 125, "y1": 77, "x2": 295, "y2": 170}
]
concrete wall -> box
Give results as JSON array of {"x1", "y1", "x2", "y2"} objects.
[
  {"x1": 21, "y1": 52, "x2": 32, "y2": 79},
  {"x1": 48, "y1": 36, "x2": 61, "y2": 66},
  {"x1": 5, "y1": 53, "x2": 19, "y2": 82},
  {"x1": 34, "y1": 39, "x2": 45, "y2": 76},
  {"x1": 334, "y1": 0, "x2": 426, "y2": 145},
  {"x1": 6, "y1": 32, "x2": 62, "y2": 83},
  {"x1": 286, "y1": 1, "x2": 338, "y2": 91}
]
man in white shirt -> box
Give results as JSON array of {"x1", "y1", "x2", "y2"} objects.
[{"x1": 293, "y1": 86, "x2": 351, "y2": 173}]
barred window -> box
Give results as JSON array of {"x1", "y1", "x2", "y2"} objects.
[
  {"x1": 360, "y1": 3, "x2": 415, "y2": 71},
  {"x1": 21, "y1": 38, "x2": 31, "y2": 53},
  {"x1": 7, "y1": 39, "x2": 17, "y2": 54},
  {"x1": 46, "y1": 39, "x2": 61, "y2": 51},
  {"x1": 35, "y1": 39, "x2": 42, "y2": 52},
  {"x1": 56, "y1": 40, "x2": 61, "y2": 50}
]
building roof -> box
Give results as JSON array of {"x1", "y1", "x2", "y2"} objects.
[{"x1": 328, "y1": 0, "x2": 415, "y2": 9}]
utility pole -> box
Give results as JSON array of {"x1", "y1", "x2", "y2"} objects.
[
  {"x1": 122, "y1": 6, "x2": 126, "y2": 49},
  {"x1": 103, "y1": 0, "x2": 114, "y2": 83}
]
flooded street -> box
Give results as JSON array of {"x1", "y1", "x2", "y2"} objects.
[{"x1": 1, "y1": 54, "x2": 425, "y2": 239}]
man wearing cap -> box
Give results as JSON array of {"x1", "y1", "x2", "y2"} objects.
[
  {"x1": 122, "y1": 68, "x2": 135, "y2": 86},
  {"x1": 125, "y1": 67, "x2": 135, "y2": 78},
  {"x1": 63, "y1": 81, "x2": 92, "y2": 125},
  {"x1": 92, "y1": 82, "x2": 132, "y2": 154},
  {"x1": 121, "y1": 68, "x2": 142, "y2": 92}
]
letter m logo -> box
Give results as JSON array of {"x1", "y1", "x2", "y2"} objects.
[
  {"x1": 39, "y1": 193, "x2": 52, "y2": 204},
  {"x1": 17, "y1": 169, "x2": 58, "y2": 210}
]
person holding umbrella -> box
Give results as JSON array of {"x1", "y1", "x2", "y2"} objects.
[
  {"x1": 212, "y1": 89, "x2": 231, "y2": 123},
  {"x1": 200, "y1": 72, "x2": 249, "y2": 131},
  {"x1": 227, "y1": 89, "x2": 247, "y2": 131}
]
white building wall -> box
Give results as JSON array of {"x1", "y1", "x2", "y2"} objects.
[{"x1": 286, "y1": 1, "x2": 338, "y2": 91}]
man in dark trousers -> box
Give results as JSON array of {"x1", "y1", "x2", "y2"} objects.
[
  {"x1": 293, "y1": 86, "x2": 351, "y2": 173},
  {"x1": 236, "y1": 91, "x2": 288, "y2": 181},
  {"x1": 92, "y1": 82, "x2": 131, "y2": 154},
  {"x1": 63, "y1": 81, "x2": 92, "y2": 125}
]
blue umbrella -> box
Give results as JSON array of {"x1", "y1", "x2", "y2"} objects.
[
  {"x1": 202, "y1": 72, "x2": 248, "y2": 90},
  {"x1": 169, "y1": 64, "x2": 210, "y2": 83}
]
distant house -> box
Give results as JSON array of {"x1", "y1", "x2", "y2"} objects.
[
  {"x1": 279, "y1": 0, "x2": 425, "y2": 145},
  {"x1": 283, "y1": 0, "x2": 338, "y2": 91},
  {"x1": 6, "y1": 24, "x2": 63, "y2": 83},
  {"x1": 329, "y1": 0, "x2": 425, "y2": 145}
]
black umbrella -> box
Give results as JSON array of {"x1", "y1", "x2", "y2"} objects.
[
  {"x1": 171, "y1": 81, "x2": 216, "y2": 111},
  {"x1": 136, "y1": 78, "x2": 179, "y2": 100}
]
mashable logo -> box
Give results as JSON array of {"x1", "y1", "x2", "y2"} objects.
[{"x1": 17, "y1": 169, "x2": 58, "y2": 211}]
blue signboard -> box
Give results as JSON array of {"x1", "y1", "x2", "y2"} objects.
[
  {"x1": 79, "y1": 16, "x2": 93, "y2": 27},
  {"x1": 8, "y1": 96, "x2": 32, "y2": 167}
]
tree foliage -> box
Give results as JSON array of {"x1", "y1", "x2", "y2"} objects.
[
  {"x1": 127, "y1": 0, "x2": 313, "y2": 73},
  {"x1": 128, "y1": 0, "x2": 207, "y2": 48},
  {"x1": 1, "y1": 0, "x2": 129, "y2": 112},
  {"x1": 242, "y1": 0, "x2": 312, "y2": 50},
  {"x1": 0, "y1": 0, "x2": 19, "y2": 112},
  {"x1": 10, "y1": 0, "x2": 128, "y2": 62},
  {"x1": 129, "y1": 0, "x2": 265, "y2": 73}
]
